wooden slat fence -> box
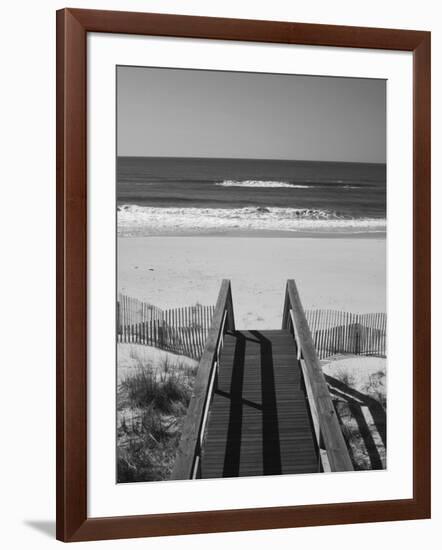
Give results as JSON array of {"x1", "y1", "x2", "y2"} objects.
[
  {"x1": 117, "y1": 293, "x2": 163, "y2": 327},
  {"x1": 305, "y1": 309, "x2": 387, "y2": 359},
  {"x1": 117, "y1": 295, "x2": 215, "y2": 360}
]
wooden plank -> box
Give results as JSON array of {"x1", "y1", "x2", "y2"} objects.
[
  {"x1": 313, "y1": 309, "x2": 320, "y2": 357},
  {"x1": 312, "y1": 309, "x2": 320, "y2": 357},
  {"x1": 201, "y1": 329, "x2": 319, "y2": 478}
]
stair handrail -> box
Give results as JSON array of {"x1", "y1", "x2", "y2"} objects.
[
  {"x1": 171, "y1": 279, "x2": 235, "y2": 480},
  {"x1": 282, "y1": 280, "x2": 354, "y2": 472}
]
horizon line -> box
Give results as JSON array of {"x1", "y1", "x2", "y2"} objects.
[{"x1": 116, "y1": 155, "x2": 386, "y2": 166}]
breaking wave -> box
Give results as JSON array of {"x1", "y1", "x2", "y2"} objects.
[
  {"x1": 215, "y1": 180, "x2": 311, "y2": 189},
  {"x1": 215, "y1": 180, "x2": 363, "y2": 189},
  {"x1": 117, "y1": 205, "x2": 386, "y2": 236}
]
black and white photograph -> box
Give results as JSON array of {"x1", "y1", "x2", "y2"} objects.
[
  {"x1": 0, "y1": 0, "x2": 436, "y2": 546},
  {"x1": 116, "y1": 66, "x2": 387, "y2": 483}
]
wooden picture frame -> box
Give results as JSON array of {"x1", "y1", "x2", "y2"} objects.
[{"x1": 56, "y1": 8, "x2": 431, "y2": 542}]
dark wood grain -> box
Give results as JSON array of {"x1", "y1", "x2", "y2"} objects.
[
  {"x1": 56, "y1": 7, "x2": 431, "y2": 542},
  {"x1": 412, "y1": 32, "x2": 431, "y2": 520},
  {"x1": 56, "y1": 8, "x2": 87, "y2": 543},
  {"x1": 70, "y1": 8, "x2": 427, "y2": 51}
]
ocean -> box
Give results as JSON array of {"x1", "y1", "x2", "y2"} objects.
[{"x1": 117, "y1": 157, "x2": 386, "y2": 236}]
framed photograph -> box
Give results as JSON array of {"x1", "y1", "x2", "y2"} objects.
[{"x1": 56, "y1": 8, "x2": 431, "y2": 542}]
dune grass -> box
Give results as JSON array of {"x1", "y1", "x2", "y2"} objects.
[
  {"x1": 120, "y1": 363, "x2": 192, "y2": 413},
  {"x1": 117, "y1": 351, "x2": 198, "y2": 483}
]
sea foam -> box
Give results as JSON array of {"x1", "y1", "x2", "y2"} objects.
[
  {"x1": 215, "y1": 180, "x2": 311, "y2": 188},
  {"x1": 117, "y1": 205, "x2": 386, "y2": 236}
]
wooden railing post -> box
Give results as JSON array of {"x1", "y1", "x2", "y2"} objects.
[
  {"x1": 284, "y1": 280, "x2": 354, "y2": 472},
  {"x1": 225, "y1": 282, "x2": 235, "y2": 332},
  {"x1": 171, "y1": 280, "x2": 234, "y2": 480}
]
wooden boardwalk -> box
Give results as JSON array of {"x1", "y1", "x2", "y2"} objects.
[
  {"x1": 172, "y1": 280, "x2": 354, "y2": 480},
  {"x1": 200, "y1": 330, "x2": 319, "y2": 478}
]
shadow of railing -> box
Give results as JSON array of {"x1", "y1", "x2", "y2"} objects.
[
  {"x1": 325, "y1": 374, "x2": 386, "y2": 469},
  {"x1": 250, "y1": 330, "x2": 282, "y2": 476},
  {"x1": 222, "y1": 331, "x2": 246, "y2": 477}
]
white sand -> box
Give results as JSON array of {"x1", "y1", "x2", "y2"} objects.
[
  {"x1": 322, "y1": 356, "x2": 386, "y2": 397},
  {"x1": 118, "y1": 236, "x2": 386, "y2": 330},
  {"x1": 117, "y1": 343, "x2": 197, "y2": 384}
]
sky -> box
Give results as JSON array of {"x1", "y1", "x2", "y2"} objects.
[{"x1": 117, "y1": 66, "x2": 386, "y2": 163}]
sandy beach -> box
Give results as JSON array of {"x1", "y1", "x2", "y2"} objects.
[{"x1": 117, "y1": 236, "x2": 386, "y2": 329}]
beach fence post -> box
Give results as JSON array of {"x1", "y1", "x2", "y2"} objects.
[
  {"x1": 305, "y1": 308, "x2": 386, "y2": 359},
  {"x1": 355, "y1": 319, "x2": 360, "y2": 355},
  {"x1": 159, "y1": 321, "x2": 164, "y2": 348},
  {"x1": 117, "y1": 301, "x2": 120, "y2": 339},
  {"x1": 116, "y1": 295, "x2": 217, "y2": 360}
]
